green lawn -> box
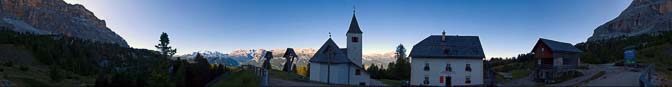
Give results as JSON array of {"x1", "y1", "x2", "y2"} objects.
[
  {"x1": 209, "y1": 71, "x2": 259, "y2": 87},
  {"x1": 379, "y1": 79, "x2": 401, "y2": 86},
  {"x1": 269, "y1": 70, "x2": 306, "y2": 81},
  {"x1": 510, "y1": 69, "x2": 530, "y2": 79},
  {"x1": 637, "y1": 44, "x2": 672, "y2": 79}
]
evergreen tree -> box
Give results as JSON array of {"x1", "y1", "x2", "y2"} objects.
[
  {"x1": 155, "y1": 32, "x2": 177, "y2": 58},
  {"x1": 390, "y1": 44, "x2": 411, "y2": 80},
  {"x1": 396, "y1": 44, "x2": 407, "y2": 61}
]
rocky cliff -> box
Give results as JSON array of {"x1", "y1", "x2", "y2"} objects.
[
  {"x1": 588, "y1": 0, "x2": 672, "y2": 42},
  {"x1": 0, "y1": 0, "x2": 128, "y2": 47}
]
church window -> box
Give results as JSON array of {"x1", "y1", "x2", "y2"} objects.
[
  {"x1": 356, "y1": 69, "x2": 361, "y2": 75},
  {"x1": 352, "y1": 37, "x2": 359, "y2": 43}
]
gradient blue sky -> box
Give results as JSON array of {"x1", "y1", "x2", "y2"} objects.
[{"x1": 63, "y1": 0, "x2": 631, "y2": 58}]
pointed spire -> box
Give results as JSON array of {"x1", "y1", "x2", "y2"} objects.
[{"x1": 347, "y1": 12, "x2": 363, "y2": 34}]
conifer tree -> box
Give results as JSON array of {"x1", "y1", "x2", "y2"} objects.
[{"x1": 155, "y1": 32, "x2": 177, "y2": 58}]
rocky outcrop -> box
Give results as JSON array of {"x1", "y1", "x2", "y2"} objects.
[
  {"x1": 0, "y1": 0, "x2": 128, "y2": 47},
  {"x1": 588, "y1": 0, "x2": 672, "y2": 42}
]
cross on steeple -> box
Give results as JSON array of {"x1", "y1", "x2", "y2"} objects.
[
  {"x1": 353, "y1": 5, "x2": 356, "y2": 14},
  {"x1": 329, "y1": 32, "x2": 332, "y2": 38}
]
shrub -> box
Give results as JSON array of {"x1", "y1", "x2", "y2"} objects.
[
  {"x1": 19, "y1": 66, "x2": 29, "y2": 71},
  {"x1": 3, "y1": 61, "x2": 13, "y2": 67},
  {"x1": 50, "y1": 68, "x2": 64, "y2": 82}
]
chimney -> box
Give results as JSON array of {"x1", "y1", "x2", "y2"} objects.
[{"x1": 442, "y1": 30, "x2": 446, "y2": 41}]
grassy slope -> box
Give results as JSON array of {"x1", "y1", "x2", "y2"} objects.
[
  {"x1": 379, "y1": 79, "x2": 402, "y2": 86},
  {"x1": 637, "y1": 44, "x2": 672, "y2": 79},
  {"x1": 0, "y1": 45, "x2": 95, "y2": 87},
  {"x1": 209, "y1": 69, "x2": 259, "y2": 87},
  {"x1": 269, "y1": 69, "x2": 307, "y2": 81}
]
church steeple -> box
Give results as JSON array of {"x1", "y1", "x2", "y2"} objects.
[
  {"x1": 347, "y1": 12, "x2": 363, "y2": 33},
  {"x1": 346, "y1": 8, "x2": 363, "y2": 67}
]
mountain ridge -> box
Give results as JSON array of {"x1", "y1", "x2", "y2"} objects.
[
  {"x1": 177, "y1": 48, "x2": 397, "y2": 68},
  {"x1": 0, "y1": 0, "x2": 128, "y2": 47},
  {"x1": 588, "y1": 0, "x2": 672, "y2": 42}
]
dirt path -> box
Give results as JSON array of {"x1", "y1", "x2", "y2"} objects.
[
  {"x1": 582, "y1": 69, "x2": 640, "y2": 86},
  {"x1": 499, "y1": 74, "x2": 538, "y2": 86},
  {"x1": 268, "y1": 78, "x2": 386, "y2": 86},
  {"x1": 546, "y1": 64, "x2": 609, "y2": 86}
]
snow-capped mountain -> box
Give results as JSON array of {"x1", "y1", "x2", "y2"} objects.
[
  {"x1": 176, "y1": 51, "x2": 240, "y2": 66},
  {"x1": 177, "y1": 48, "x2": 396, "y2": 69}
]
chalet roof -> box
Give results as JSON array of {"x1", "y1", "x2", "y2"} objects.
[
  {"x1": 309, "y1": 38, "x2": 352, "y2": 64},
  {"x1": 535, "y1": 38, "x2": 583, "y2": 53},
  {"x1": 283, "y1": 48, "x2": 298, "y2": 58},
  {"x1": 409, "y1": 35, "x2": 485, "y2": 59},
  {"x1": 347, "y1": 14, "x2": 363, "y2": 34}
]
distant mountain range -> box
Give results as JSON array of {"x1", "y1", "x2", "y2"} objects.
[
  {"x1": 0, "y1": 0, "x2": 128, "y2": 47},
  {"x1": 589, "y1": 0, "x2": 672, "y2": 42},
  {"x1": 177, "y1": 48, "x2": 397, "y2": 69}
]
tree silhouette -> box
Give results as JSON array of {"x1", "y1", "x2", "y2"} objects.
[{"x1": 155, "y1": 32, "x2": 177, "y2": 58}]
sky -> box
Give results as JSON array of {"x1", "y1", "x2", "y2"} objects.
[{"x1": 63, "y1": 0, "x2": 631, "y2": 58}]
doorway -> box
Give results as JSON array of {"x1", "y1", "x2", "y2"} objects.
[{"x1": 445, "y1": 76, "x2": 451, "y2": 86}]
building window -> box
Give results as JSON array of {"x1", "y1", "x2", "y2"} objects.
[
  {"x1": 424, "y1": 63, "x2": 430, "y2": 71},
  {"x1": 423, "y1": 76, "x2": 430, "y2": 84},
  {"x1": 465, "y1": 76, "x2": 471, "y2": 84},
  {"x1": 352, "y1": 37, "x2": 359, "y2": 43},
  {"x1": 359, "y1": 82, "x2": 366, "y2": 86},
  {"x1": 356, "y1": 69, "x2": 361, "y2": 75},
  {"x1": 465, "y1": 64, "x2": 472, "y2": 72},
  {"x1": 445, "y1": 64, "x2": 452, "y2": 72}
]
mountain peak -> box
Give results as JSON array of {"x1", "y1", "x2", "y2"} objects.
[
  {"x1": 588, "y1": 0, "x2": 672, "y2": 42},
  {"x1": 0, "y1": 0, "x2": 129, "y2": 47}
]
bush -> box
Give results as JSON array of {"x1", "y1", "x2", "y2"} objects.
[
  {"x1": 3, "y1": 61, "x2": 13, "y2": 67},
  {"x1": 50, "y1": 68, "x2": 64, "y2": 82},
  {"x1": 19, "y1": 66, "x2": 29, "y2": 71}
]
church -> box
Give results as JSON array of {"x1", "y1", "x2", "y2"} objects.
[{"x1": 309, "y1": 13, "x2": 371, "y2": 86}]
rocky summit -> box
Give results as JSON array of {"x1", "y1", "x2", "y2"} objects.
[
  {"x1": 0, "y1": 0, "x2": 128, "y2": 47},
  {"x1": 588, "y1": 0, "x2": 672, "y2": 42}
]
